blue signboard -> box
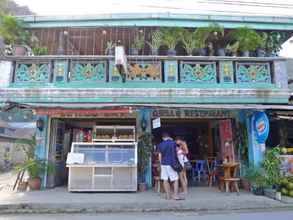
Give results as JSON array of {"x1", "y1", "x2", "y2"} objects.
[{"x1": 253, "y1": 111, "x2": 270, "y2": 144}]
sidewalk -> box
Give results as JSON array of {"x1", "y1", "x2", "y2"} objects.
[{"x1": 1, "y1": 186, "x2": 293, "y2": 214}]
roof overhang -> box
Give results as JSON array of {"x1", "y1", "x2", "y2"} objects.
[{"x1": 18, "y1": 13, "x2": 293, "y2": 30}]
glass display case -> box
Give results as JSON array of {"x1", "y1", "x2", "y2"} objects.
[{"x1": 67, "y1": 142, "x2": 137, "y2": 192}]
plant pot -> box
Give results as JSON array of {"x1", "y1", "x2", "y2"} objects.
[
  {"x1": 17, "y1": 181, "x2": 28, "y2": 191},
  {"x1": 198, "y1": 48, "x2": 208, "y2": 56},
  {"x1": 252, "y1": 186, "x2": 264, "y2": 196},
  {"x1": 256, "y1": 49, "x2": 266, "y2": 57},
  {"x1": 167, "y1": 49, "x2": 176, "y2": 56},
  {"x1": 130, "y1": 48, "x2": 139, "y2": 55},
  {"x1": 107, "y1": 49, "x2": 115, "y2": 56},
  {"x1": 241, "y1": 51, "x2": 250, "y2": 57},
  {"x1": 138, "y1": 182, "x2": 147, "y2": 192},
  {"x1": 13, "y1": 45, "x2": 28, "y2": 56},
  {"x1": 28, "y1": 178, "x2": 41, "y2": 191},
  {"x1": 151, "y1": 49, "x2": 159, "y2": 56},
  {"x1": 217, "y1": 48, "x2": 226, "y2": 56},
  {"x1": 240, "y1": 178, "x2": 251, "y2": 192}
]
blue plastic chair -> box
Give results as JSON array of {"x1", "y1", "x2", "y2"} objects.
[{"x1": 193, "y1": 160, "x2": 206, "y2": 182}]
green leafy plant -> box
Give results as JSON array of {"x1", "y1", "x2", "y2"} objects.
[
  {"x1": 231, "y1": 26, "x2": 262, "y2": 52},
  {"x1": 206, "y1": 23, "x2": 226, "y2": 48},
  {"x1": 105, "y1": 40, "x2": 116, "y2": 55},
  {"x1": 244, "y1": 165, "x2": 267, "y2": 188},
  {"x1": 193, "y1": 27, "x2": 210, "y2": 49},
  {"x1": 137, "y1": 133, "x2": 153, "y2": 183},
  {"x1": 266, "y1": 31, "x2": 287, "y2": 55},
  {"x1": 161, "y1": 27, "x2": 182, "y2": 50},
  {"x1": 262, "y1": 147, "x2": 282, "y2": 186},
  {"x1": 16, "y1": 158, "x2": 54, "y2": 179},
  {"x1": 181, "y1": 29, "x2": 209, "y2": 55},
  {"x1": 226, "y1": 41, "x2": 239, "y2": 55},
  {"x1": 32, "y1": 46, "x2": 48, "y2": 55},
  {"x1": 132, "y1": 33, "x2": 145, "y2": 50},
  {"x1": 147, "y1": 30, "x2": 163, "y2": 50},
  {"x1": 0, "y1": 15, "x2": 30, "y2": 45}
]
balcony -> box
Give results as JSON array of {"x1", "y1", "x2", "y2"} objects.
[{"x1": 0, "y1": 55, "x2": 289, "y2": 104}]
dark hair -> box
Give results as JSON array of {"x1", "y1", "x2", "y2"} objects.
[
  {"x1": 162, "y1": 132, "x2": 170, "y2": 138},
  {"x1": 175, "y1": 136, "x2": 183, "y2": 141}
]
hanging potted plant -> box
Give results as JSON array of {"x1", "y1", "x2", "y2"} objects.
[
  {"x1": 231, "y1": 26, "x2": 262, "y2": 57},
  {"x1": 147, "y1": 30, "x2": 163, "y2": 55},
  {"x1": 105, "y1": 41, "x2": 116, "y2": 56},
  {"x1": 0, "y1": 15, "x2": 31, "y2": 56},
  {"x1": 137, "y1": 133, "x2": 153, "y2": 192},
  {"x1": 161, "y1": 27, "x2": 182, "y2": 56},
  {"x1": 130, "y1": 32, "x2": 144, "y2": 55}
]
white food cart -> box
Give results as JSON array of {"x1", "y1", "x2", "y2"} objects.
[{"x1": 66, "y1": 126, "x2": 137, "y2": 192}]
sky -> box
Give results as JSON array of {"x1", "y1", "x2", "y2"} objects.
[{"x1": 13, "y1": 0, "x2": 293, "y2": 17}]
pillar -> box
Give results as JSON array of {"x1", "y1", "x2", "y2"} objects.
[
  {"x1": 35, "y1": 115, "x2": 50, "y2": 189},
  {"x1": 136, "y1": 108, "x2": 152, "y2": 188}
]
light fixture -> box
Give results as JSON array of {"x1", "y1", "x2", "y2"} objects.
[{"x1": 36, "y1": 118, "x2": 44, "y2": 131}]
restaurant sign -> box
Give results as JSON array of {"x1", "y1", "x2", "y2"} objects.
[{"x1": 152, "y1": 109, "x2": 233, "y2": 119}]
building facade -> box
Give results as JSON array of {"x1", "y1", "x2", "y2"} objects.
[{"x1": 0, "y1": 13, "x2": 291, "y2": 189}]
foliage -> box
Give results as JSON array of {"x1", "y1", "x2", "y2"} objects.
[
  {"x1": 180, "y1": 28, "x2": 209, "y2": 55},
  {"x1": 105, "y1": 40, "x2": 115, "y2": 54},
  {"x1": 235, "y1": 122, "x2": 248, "y2": 162},
  {"x1": 205, "y1": 23, "x2": 227, "y2": 48},
  {"x1": 32, "y1": 46, "x2": 48, "y2": 55},
  {"x1": 137, "y1": 132, "x2": 153, "y2": 182},
  {"x1": 262, "y1": 147, "x2": 282, "y2": 186},
  {"x1": 15, "y1": 158, "x2": 54, "y2": 179},
  {"x1": 132, "y1": 32, "x2": 144, "y2": 49},
  {"x1": 231, "y1": 26, "x2": 262, "y2": 52},
  {"x1": 0, "y1": 14, "x2": 30, "y2": 45},
  {"x1": 16, "y1": 135, "x2": 36, "y2": 161},
  {"x1": 226, "y1": 41, "x2": 239, "y2": 55},
  {"x1": 193, "y1": 27, "x2": 210, "y2": 49},
  {"x1": 161, "y1": 27, "x2": 182, "y2": 50},
  {"x1": 266, "y1": 31, "x2": 287, "y2": 55},
  {"x1": 243, "y1": 165, "x2": 267, "y2": 188},
  {"x1": 147, "y1": 30, "x2": 163, "y2": 50}
]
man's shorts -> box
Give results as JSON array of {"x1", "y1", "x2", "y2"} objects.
[{"x1": 160, "y1": 165, "x2": 179, "y2": 181}]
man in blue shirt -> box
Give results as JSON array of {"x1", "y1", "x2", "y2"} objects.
[{"x1": 158, "y1": 132, "x2": 179, "y2": 200}]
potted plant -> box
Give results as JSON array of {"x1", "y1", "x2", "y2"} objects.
[
  {"x1": 256, "y1": 32, "x2": 267, "y2": 57},
  {"x1": 147, "y1": 30, "x2": 163, "y2": 55},
  {"x1": 105, "y1": 40, "x2": 115, "y2": 56},
  {"x1": 161, "y1": 27, "x2": 182, "y2": 56},
  {"x1": 193, "y1": 27, "x2": 210, "y2": 56},
  {"x1": 0, "y1": 15, "x2": 31, "y2": 56},
  {"x1": 181, "y1": 29, "x2": 206, "y2": 56},
  {"x1": 266, "y1": 31, "x2": 287, "y2": 57},
  {"x1": 205, "y1": 23, "x2": 227, "y2": 56},
  {"x1": 244, "y1": 165, "x2": 267, "y2": 195},
  {"x1": 231, "y1": 26, "x2": 262, "y2": 57},
  {"x1": 32, "y1": 46, "x2": 48, "y2": 56},
  {"x1": 130, "y1": 32, "x2": 144, "y2": 55},
  {"x1": 16, "y1": 158, "x2": 54, "y2": 190},
  {"x1": 137, "y1": 132, "x2": 153, "y2": 192}
]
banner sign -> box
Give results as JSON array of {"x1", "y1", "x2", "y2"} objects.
[
  {"x1": 152, "y1": 109, "x2": 232, "y2": 119},
  {"x1": 152, "y1": 118, "x2": 161, "y2": 129},
  {"x1": 253, "y1": 111, "x2": 270, "y2": 144}
]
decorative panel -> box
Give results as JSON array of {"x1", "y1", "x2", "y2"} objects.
[
  {"x1": 70, "y1": 61, "x2": 106, "y2": 82},
  {"x1": 54, "y1": 61, "x2": 68, "y2": 83},
  {"x1": 109, "y1": 60, "x2": 123, "y2": 82},
  {"x1": 236, "y1": 62, "x2": 271, "y2": 84},
  {"x1": 164, "y1": 61, "x2": 178, "y2": 83},
  {"x1": 220, "y1": 61, "x2": 234, "y2": 84},
  {"x1": 180, "y1": 62, "x2": 216, "y2": 83},
  {"x1": 127, "y1": 61, "x2": 161, "y2": 81},
  {"x1": 14, "y1": 62, "x2": 50, "y2": 83}
]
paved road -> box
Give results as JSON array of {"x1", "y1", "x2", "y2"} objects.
[{"x1": 1, "y1": 211, "x2": 293, "y2": 220}]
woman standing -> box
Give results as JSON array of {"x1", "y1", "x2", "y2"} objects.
[{"x1": 175, "y1": 137, "x2": 189, "y2": 196}]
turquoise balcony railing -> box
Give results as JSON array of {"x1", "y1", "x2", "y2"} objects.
[{"x1": 6, "y1": 56, "x2": 285, "y2": 89}]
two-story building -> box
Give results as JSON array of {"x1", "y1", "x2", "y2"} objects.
[{"x1": 0, "y1": 13, "x2": 291, "y2": 190}]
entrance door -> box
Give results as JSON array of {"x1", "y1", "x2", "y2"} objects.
[{"x1": 47, "y1": 119, "x2": 66, "y2": 187}]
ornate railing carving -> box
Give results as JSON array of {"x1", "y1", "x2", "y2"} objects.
[
  {"x1": 236, "y1": 62, "x2": 271, "y2": 84},
  {"x1": 14, "y1": 62, "x2": 50, "y2": 83},
  {"x1": 70, "y1": 61, "x2": 106, "y2": 82}
]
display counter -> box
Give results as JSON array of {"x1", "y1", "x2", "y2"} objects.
[{"x1": 66, "y1": 142, "x2": 137, "y2": 192}]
